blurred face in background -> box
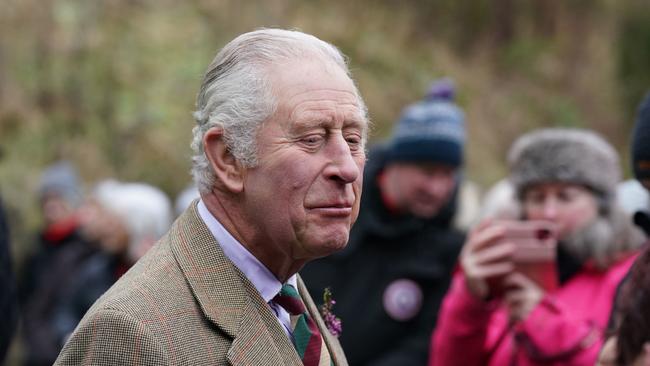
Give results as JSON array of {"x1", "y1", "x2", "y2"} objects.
[
  {"x1": 78, "y1": 199, "x2": 129, "y2": 255},
  {"x1": 40, "y1": 193, "x2": 75, "y2": 226},
  {"x1": 522, "y1": 182, "x2": 599, "y2": 240},
  {"x1": 382, "y1": 162, "x2": 456, "y2": 219}
]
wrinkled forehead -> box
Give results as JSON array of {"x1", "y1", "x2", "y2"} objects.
[
  {"x1": 267, "y1": 58, "x2": 368, "y2": 126},
  {"x1": 288, "y1": 90, "x2": 367, "y2": 121}
]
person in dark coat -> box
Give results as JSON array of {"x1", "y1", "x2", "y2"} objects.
[
  {"x1": 0, "y1": 195, "x2": 19, "y2": 362},
  {"x1": 19, "y1": 161, "x2": 98, "y2": 366},
  {"x1": 50, "y1": 179, "x2": 173, "y2": 345},
  {"x1": 301, "y1": 78, "x2": 466, "y2": 366},
  {"x1": 630, "y1": 91, "x2": 650, "y2": 235},
  {"x1": 598, "y1": 91, "x2": 650, "y2": 366},
  {"x1": 19, "y1": 161, "x2": 87, "y2": 303}
]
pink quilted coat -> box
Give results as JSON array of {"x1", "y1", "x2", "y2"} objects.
[{"x1": 430, "y1": 254, "x2": 637, "y2": 366}]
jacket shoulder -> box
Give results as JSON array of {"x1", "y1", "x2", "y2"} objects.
[
  {"x1": 56, "y1": 237, "x2": 197, "y2": 364},
  {"x1": 95, "y1": 236, "x2": 189, "y2": 318},
  {"x1": 54, "y1": 308, "x2": 171, "y2": 365}
]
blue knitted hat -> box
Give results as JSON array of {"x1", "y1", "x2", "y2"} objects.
[
  {"x1": 386, "y1": 78, "x2": 465, "y2": 167},
  {"x1": 632, "y1": 91, "x2": 650, "y2": 181},
  {"x1": 38, "y1": 161, "x2": 82, "y2": 207}
]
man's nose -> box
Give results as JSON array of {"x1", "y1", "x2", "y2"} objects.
[
  {"x1": 424, "y1": 177, "x2": 451, "y2": 198},
  {"x1": 324, "y1": 135, "x2": 361, "y2": 184}
]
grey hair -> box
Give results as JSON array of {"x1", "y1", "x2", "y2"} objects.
[{"x1": 191, "y1": 28, "x2": 368, "y2": 193}]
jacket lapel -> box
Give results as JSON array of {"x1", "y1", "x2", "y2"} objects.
[
  {"x1": 298, "y1": 277, "x2": 349, "y2": 366},
  {"x1": 228, "y1": 272, "x2": 302, "y2": 366},
  {"x1": 170, "y1": 201, "x2": 301, "y2": 365}
]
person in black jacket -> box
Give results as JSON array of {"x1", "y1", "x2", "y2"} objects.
[
  {"x1": 0, "y1": 195, "x2": 19, "y2": 362},
  {"x1": 598, "y1": 91, "x2": 650, "y2": 366},
  {"x1": 19, "y1": 161, "x2": 98, "y2": 366},
  {"x1": 301, "y1": 78, "x2": 466, "y2": 366},
  {"x1": 630, "y1": 91, "x2": 650, "y2": 235}
]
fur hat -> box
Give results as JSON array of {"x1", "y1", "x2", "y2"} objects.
[{"x1": 507, "y1": 128, "x2": 621, "y2": 205}]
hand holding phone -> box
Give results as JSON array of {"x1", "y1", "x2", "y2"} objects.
[
  {"x1": 460, "y1": 220, "x2": 517, "y2": 300},
  {"x1": 486, "y1": 220, "x2": 558, "y2": 298}
]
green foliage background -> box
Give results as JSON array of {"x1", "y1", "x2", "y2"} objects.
[{"x1": 1, "y1": 0, "x2": 650, "y2": 262}]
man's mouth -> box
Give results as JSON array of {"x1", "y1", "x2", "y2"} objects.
[{"x1": 306, "y1": 202, "x2": 354, "y2": 217}]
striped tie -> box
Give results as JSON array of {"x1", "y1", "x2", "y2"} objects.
[{"x1": 273, "y1": 284, "x2": 333, "y2": 366}]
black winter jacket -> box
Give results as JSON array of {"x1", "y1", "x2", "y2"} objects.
[{"x1": 301, "y1": 144, "x2": 465, "y2": 366}]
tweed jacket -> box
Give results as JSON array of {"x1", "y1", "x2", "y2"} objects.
[{"x1": 54, "y1": 201, "x2": 348, "y2": 365}]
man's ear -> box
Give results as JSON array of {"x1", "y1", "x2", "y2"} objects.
[{"x1": 203, "y1": 127, "x2": 245, "y2": 193}]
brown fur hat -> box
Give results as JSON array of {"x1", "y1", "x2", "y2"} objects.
[{"x1": 507, "y1": 128, "x2": 620, "y2": 207}]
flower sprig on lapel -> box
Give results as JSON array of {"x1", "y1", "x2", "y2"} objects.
[{"x1": 319, "y1": 287, "x2": 342, "y2": 337}]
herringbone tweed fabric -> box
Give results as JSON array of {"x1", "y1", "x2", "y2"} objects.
[{"x1": 54, "y1": 200, "x2": 348, "y2": 366}]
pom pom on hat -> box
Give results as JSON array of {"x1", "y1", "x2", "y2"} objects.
[{"x1": 426, "y1": 77, "x2": 455, "y2": 101}]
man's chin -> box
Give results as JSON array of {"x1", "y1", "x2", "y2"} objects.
[
  {"x1": 411, "y1": 206, "x2": 440, "y2": 219},
  {"x1": 304, "y1": 233, "x2": 349, "y2": 259}
]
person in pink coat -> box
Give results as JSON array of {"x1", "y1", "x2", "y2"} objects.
[{"x1": 430, "y1": 128, "x2": 646, "y2": 366}]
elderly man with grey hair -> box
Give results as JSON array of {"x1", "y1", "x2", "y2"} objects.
[{"x1": 55, "y1": 28, "x2": 368, "y2": 365}]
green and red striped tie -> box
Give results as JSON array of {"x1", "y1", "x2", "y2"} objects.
[{"x1": 273, "y1": 284, "x2": 333, "y2": 366}]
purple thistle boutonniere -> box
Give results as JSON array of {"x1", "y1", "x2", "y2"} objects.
[{"x1": 319, "y1": 287, "x2": 342, "y2": 337}]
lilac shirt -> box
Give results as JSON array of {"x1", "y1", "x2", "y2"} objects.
[{"x1": 197, "y1": 199, "x2": 296, "y2": 335}]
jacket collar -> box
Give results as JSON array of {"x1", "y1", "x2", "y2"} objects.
[{"x1": 170, "y1": 200, "x2": 302, "y2": 365}]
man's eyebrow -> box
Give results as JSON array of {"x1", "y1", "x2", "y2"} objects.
[
  {"x1": 292, "y1": 118, "x2": 367, "y2": 133},
  {"x1": 288, "y1": 107, "x2": 368, "y2": 132},
  {"x1": 343, "y1": 116, "x2": 366, "y2": 128},
  {"x1": 292, "y1": 116, "x2": 333, "y2": 128},
  {"x1": 344, "y1": 115, "x2": 369, "y2": 137}
]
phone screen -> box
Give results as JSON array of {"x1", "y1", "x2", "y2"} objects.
[{"x1": 487, "y1": 220, "x2": 558, "y2": 297}]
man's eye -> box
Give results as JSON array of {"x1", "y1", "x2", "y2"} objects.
[
  {"x1": 302, "y1": 135, "x2": 324, "y2": 145},
  {"x1": 345, "y1": 136, "x2": 362, "y2": 149}
]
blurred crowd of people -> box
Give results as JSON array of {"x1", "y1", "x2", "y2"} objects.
[
  {"x1": 1, "y1": 162, "x2": 198, "y2": 365},
  {"x1": 300, "y1": 81, "x2": 650, "y2": 366},
  {"x1": 1, "y1": 74, "x2": 650, "y2": 365}
]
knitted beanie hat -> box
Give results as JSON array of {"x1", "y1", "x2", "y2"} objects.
[
  {"x1": 632, "y1": 91, "x2": 650, "y2": 181},
  {"x1": 38, "y1": 160, "x2": 82, "y2": 207},
  {"x1": 508, "y1": 128, "x2": 621, "y2": 204},
  {"x1": 386, "y1": 78, "x2": 465, "y2": 167}
]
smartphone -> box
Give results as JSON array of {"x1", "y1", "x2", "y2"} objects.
[{"x1": 487, "y1": 220, "x2": 558, "y2": 298}]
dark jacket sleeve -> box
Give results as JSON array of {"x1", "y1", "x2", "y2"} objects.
[{"x1": 0, "y1": 197, "x2": 19, "y2": 362}]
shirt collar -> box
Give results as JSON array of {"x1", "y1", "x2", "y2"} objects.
[{"x1": 197, "y1": 199, "x2": 296, "y2": 301}]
